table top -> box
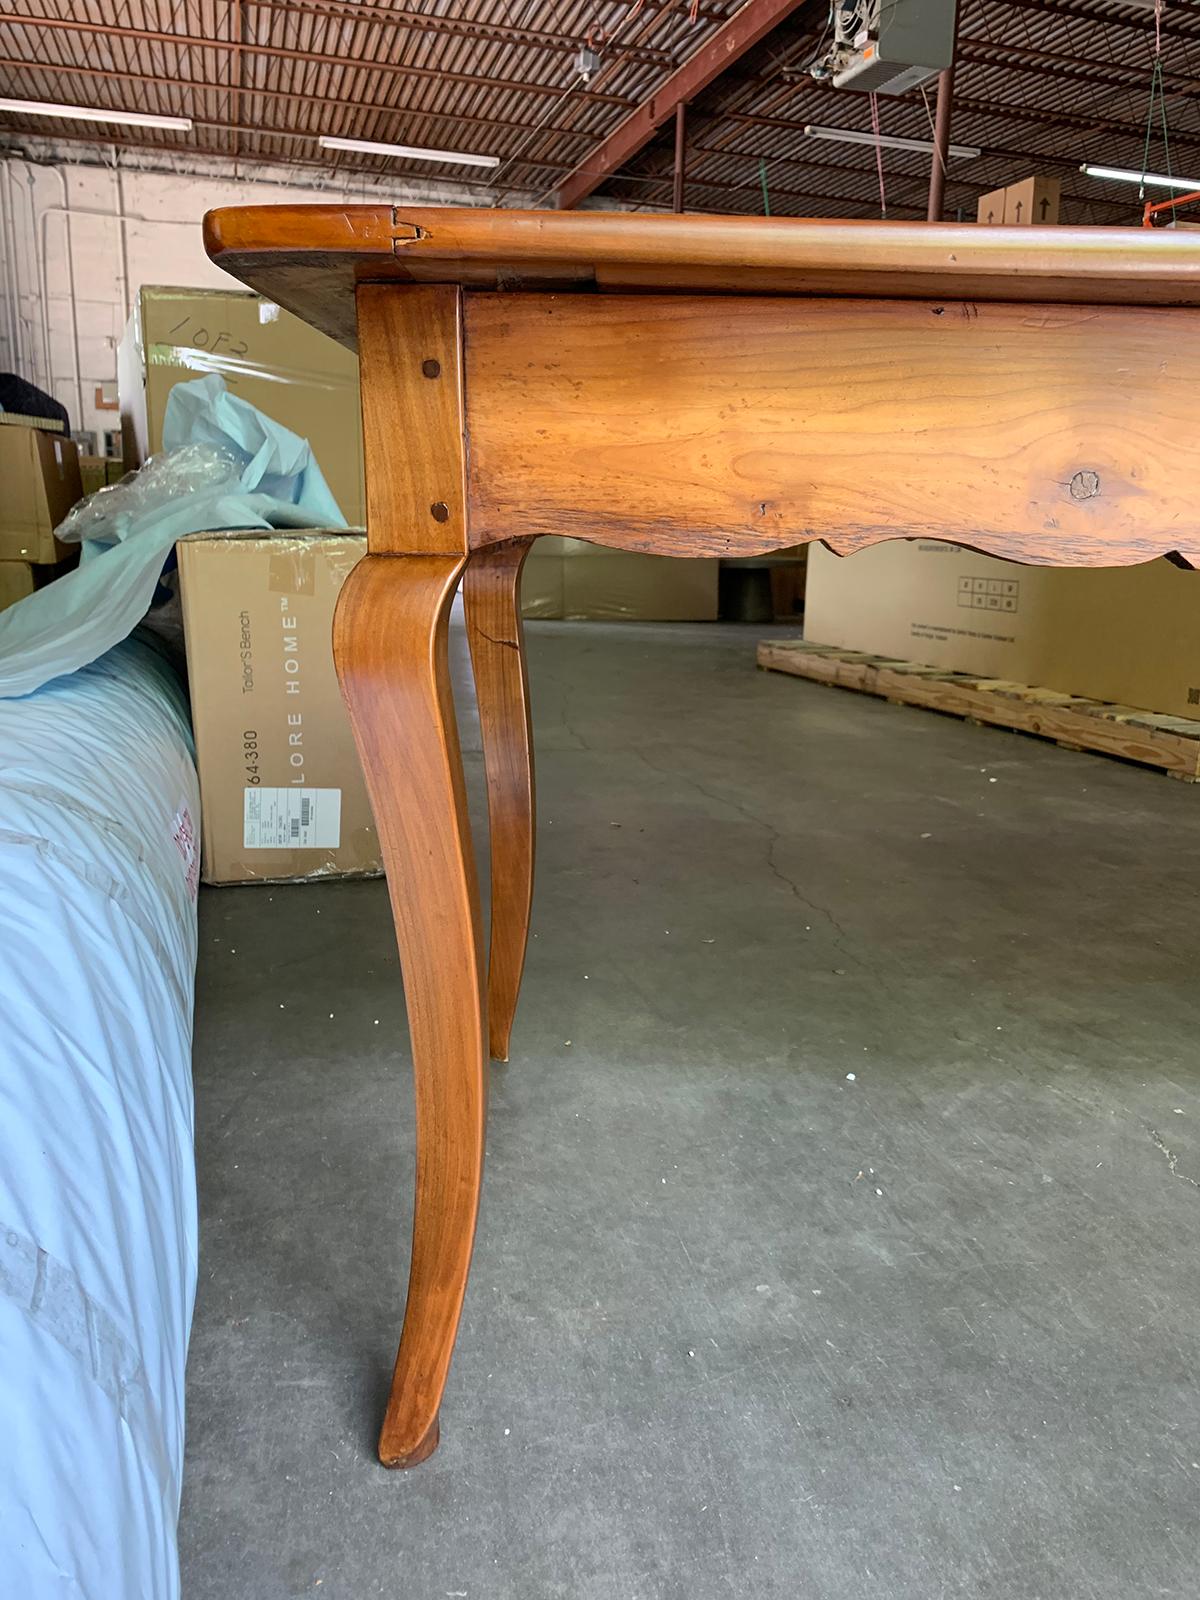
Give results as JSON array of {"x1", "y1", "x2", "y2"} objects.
[{"x1": 203, "y1": 206, "x2": 1200, "y2": 350}]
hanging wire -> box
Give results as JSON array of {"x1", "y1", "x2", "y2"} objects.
[
  {"x1": 759, "y1": 157, "x2": 771, "y2": 215},
  {"x1": 919, "y1": 83, "x2": 946, "y2": 185},
  {"x1": 493, "y1": 0, "x2": 663, "y2": 198},
  {"x1": 1139, "y1": 0, "x2": 1174, "y2": 210},
  {"x1": 868, "y1": 91, "x2": 888, "y2": 219}
]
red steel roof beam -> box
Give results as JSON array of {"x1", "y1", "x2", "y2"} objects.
[{"x1": 553, "y1": 0, "x2": 808, "y2": 210}]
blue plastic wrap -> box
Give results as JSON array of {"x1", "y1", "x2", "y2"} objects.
[
  {"x1": 0, "y1": 635, "x2": 200, "y2": 1599},
  {"x1": 0, "y1": 372, "x2": 347, "y2": 700}
]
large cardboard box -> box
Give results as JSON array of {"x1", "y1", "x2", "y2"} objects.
[
  {"x1": 804, "y1": 539, "x2": 1200, "y2": 719},
  {"x1": 0, "y1": 425, "x2": 82, "y2": 562},
  {"x1": 0, "y1": 562, "x2": 35, "y2": 613},
  {"x1": 521, "y1": 541, "x2": 567, "y2": 619},
  {"x1": 178, "y1": 531, "x2": 381, "y2": 885},
  {"x1": 1004, "y1": 175, "x2": 1060, "y2": 227},
  {"x1": 0, "y1": 553, "x2": 80, "y2": 613},
  {"x1": 120, "y1": 286, "x2": 365, "y2": 526},
  {"x1": 522, "y1": 537, "x2": 718, "y2": 620},
  {"x1": 79, "y1": 453, "x2": 108, "y2": 498}
]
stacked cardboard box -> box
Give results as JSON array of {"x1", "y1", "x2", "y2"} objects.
[
  {"x1": 976, "y1": 176, "x2": 1061, "y2": 226},
  {"x1": 0, "y1": 423, "x2": 83, "y2": 612}
]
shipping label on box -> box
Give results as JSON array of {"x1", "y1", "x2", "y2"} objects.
[
  {"x1": 178, "y1": 531, "x2": 381, "y2": 884},
  {"x1": 243, "y1": 786, "x2": 342, "y2": 850}
]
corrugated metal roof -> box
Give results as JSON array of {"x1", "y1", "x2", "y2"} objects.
[
  {"x1": 615, "y1": 0, "x2": 1200, "y2": 220},
  {"x1": 2, "y1": 0, "x2": 1200, "y2": 221}
]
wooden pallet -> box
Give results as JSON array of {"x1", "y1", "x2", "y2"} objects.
[{"x1": 757, "y1": 640, "x2": 1200, "y2": 782}]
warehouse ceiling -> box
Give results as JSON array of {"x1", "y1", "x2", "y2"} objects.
[{"x1": 2, "y1": 0, "x2": 1200, "y2": 223}]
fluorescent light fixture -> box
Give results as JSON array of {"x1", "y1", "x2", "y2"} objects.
[
  {"x1": 0, "y1": 97, "x2": 191, "y2": 131},
  {"x1": 319, "y1": 135, "x2": 499, "y2": 169},
  {"x1": 1080, "y1": 162, "x2": 1200, "y2": 192},
  {"x1": 805, "y1": 123, "x2": 981, "y2": 160}
]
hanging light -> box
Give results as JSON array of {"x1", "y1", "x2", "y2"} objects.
[
  {"x1": 319, "y1": 135, "x2": 499, "y2": 169},
  {"x1": 804, "y1": 124, "x2": 980, "y2": 160},
  {"x1": 0, "y1": 97, "x2": 191, "y2": 132},
  {"x1": 1080, "y1": 163, "x2": 1200, "y2": 192}
]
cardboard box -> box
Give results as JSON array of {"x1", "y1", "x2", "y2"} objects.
[
  {"x1": 521, "y1": 546, "x2": 566, "y2": 620},
  {"x1": 178, "y1": 531, "x2": 381, "y2": 885},
  {"x1": 0, "y1": 426, "x2": 82, "y2": 562},
  {"x1": 120, "y1": 286, "x2": 365, "y2": 526},
  {"x1": 1004, "y1": 175, "x2": 1060, "y2": 227},
  {"x1": 804, "y1": 539, "x2": 1200, "y2": 719},
  {"x1": 522, "y1": 537, "x2": 718, "y2": 620},
  {"x1": 0, "y1": 412, "x2": 67, "y2": 435},
  {"x1": 0, "y1": 562, "x2": 35, "y2": 613},
  {"x1": 976, "y1": 187, "x2": 1008, "y2": 226},
  {"x1": 79, "y1": 454, "x2": 108, "y2": 498},
  {"x1": 976, "y1": 176, "x2": 1060, "y2": 227},
  {"x1": 0, "y1": 555, "x2": 80, "y2": 614},
  {"x1": 770, "y1": 546, "x2": 808, "y2": 621}
]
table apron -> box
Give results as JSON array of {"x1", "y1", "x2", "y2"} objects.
[{"x1": 455, "y1": 291, "x2": 1200, "y2": 571}]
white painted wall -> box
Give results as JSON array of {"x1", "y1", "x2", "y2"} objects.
[{"x1": 0, "y1": 148, "x2": 516, "y2": 446}]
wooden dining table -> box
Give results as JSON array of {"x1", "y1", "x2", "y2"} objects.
[{"x1": 203, "y1": 205, "x2": 1200, "y2": 1468}]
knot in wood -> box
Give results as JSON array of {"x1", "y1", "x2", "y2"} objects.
[{"x1": 1069, "y1": 470, "x2": 1100, "y2": 501}]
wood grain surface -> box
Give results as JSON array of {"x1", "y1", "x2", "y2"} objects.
[
  {"x1": 333, "y1": 553, "x2": 487, "y2": 1468},
  {"x1": 202, "y1": 206, "x2": 1200, "y2": 351},
  {"x1": 357, "y1": 283, "x2": 467, "y2": 555},
  {"x1": 464, "y1": 541, "x2": 537, "y2": 1063},
  {"x1": 464, "y1": 293, "x2": 1200, "y2": 569}
]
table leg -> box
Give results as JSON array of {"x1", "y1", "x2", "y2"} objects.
[
  {"x1": 464, "y1": 541, "x2": 537, "y2": 1062},
  {"x1": 333, "y1": 552, "x2": 487, "y2": 1468}
]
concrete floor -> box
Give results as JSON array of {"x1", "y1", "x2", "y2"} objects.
[{"x1": 182, "y1": 615, "x2": 1200, "y2": 1600}]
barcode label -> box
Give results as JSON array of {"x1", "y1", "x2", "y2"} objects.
[{"x1": 244, "y1": 787, "x2": 341, "y2": 849}]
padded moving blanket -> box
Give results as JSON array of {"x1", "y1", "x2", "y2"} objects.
[{"x1": 0, "y1": 634, "x2": 199, "y2": 1599}]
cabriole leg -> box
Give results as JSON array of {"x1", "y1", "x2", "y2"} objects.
[{"x1": 333, "y1": 551, "x2": 487, "y2": 1468}]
